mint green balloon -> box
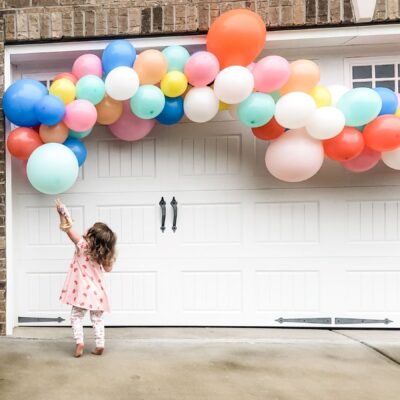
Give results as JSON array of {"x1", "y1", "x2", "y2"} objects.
[
  {"x1": 337, "y1": 88, "x2": 382, "y2": 127},
  {"x1": 130, "y1": 85, "x2": 165, "y2": 119},
  {"x1": 238, "y1": 93, "x2": 275, "y2": 128},
  {"x1": 162, "y1": 45, "x2": 190, "y2": 72},
  {"x1": 76, "y1": 75, "x2": 105, "y2": 105},
  {"x1": 69, "y1": 128, "x2": 92, "y2": 139},
  {"x1": 270, "y1": 91, "x2": 281, "y2": 103}
]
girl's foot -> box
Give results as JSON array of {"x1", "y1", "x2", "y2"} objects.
[
  {"x1": 91, "y1": 347, "x2": 104, "y2": 355},
  {"x1": 74, "y1": 343, "x2": 84, "y2": 358}
]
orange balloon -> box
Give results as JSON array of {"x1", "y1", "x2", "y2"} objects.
[
  {"x1": 206, "y1": 9, "x2": 266, "y2": 69},
  {"x1": 134, "y1": 50, "x2": 168, "y2": 84},
  {"x1": 96, "y1": 95, "x2": 123, "y2": 125},
  {"x1": 364, "y1": 115, "x2": 400, "y2": 152},
  {"x1": 323, "y1": 127, "x2": 364, "y2": 161},
  {"x1": 252, "y1": 117, "x2": 285, "y2": 141},
  {"x1": 7, "y1": 127, "x2": 43, "y2": 160},
  {"x1": 39, "y1": 122, "x2": 69, "y2": 143},
  {"x1": 53, "y1": 72, "x2": 78, "y2": 85},
  {"x1": 280, "y1": 60, "x2": 320, "y2": 95}
]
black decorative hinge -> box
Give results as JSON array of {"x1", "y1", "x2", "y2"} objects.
[
  {"x1": 275, "y1": 317, "x2": 332, "y2": 324},
  {"x1": 335, "y1": 318, "x2": 393, "y2": 325},
  {"x1": 18, "y1": 316, "x2": 65, "y2": 323}
]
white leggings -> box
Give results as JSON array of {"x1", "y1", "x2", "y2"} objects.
[{"x1": 71, "y1": 306, "x2": 105, "y2": 348}]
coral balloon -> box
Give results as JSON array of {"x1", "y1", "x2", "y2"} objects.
[
  {"x1": 342, "y1": 146, "x2": 381, "y2": 173},
  {"x1": 363, "y1": 115, "x2": 400, "y2": 152},
  {"x1": 323, "y1": 127, "x2": 364, "y2": 161},
  {"x1": 39, "y1": 122, "x2": 69, "y2": 143},
  {"x1": 206, "y1": 9, "x2": 266, "y2": 69},
  {"x1": 280, "y1": 60, "x2": 320, "y2": 95},
  {"x1": 53, "y1": 72, "x2": 78, "y2": 85},
  {"x1": 49, "y1": 78, "x2": 76, "y2": 105},
  {"x1": 7, "y1": 127, "x2": 43, "y2": 160},
  {"x1": 184, "y1": 51, "x2": 220, "y2": 87},
  {"x1": 252, "y1": 117, "x2": 285, "y2": 141},
  {"x1": 134, "y1": 49, "x2": 168, "y2": 84},
  {"x1": 253, "y1": 56, "x2": 290, "y2": 93},
  {"x1": 309, "y1": 85, "x2": 332, "y2": 107},
  {"x1": 63, "y1": 99, "x2": 97, "y2": 132},
  {"x1": 96, "y1": 95, "x2": 123, "y2": 125},
  {"x1": 72, "y1": 54, "x2": 102, "y2": 79}
]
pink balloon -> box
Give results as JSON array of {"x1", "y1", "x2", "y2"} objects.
[
  {"x1": 72, "y1": 54, "x2": 103, "y2": 79},
  {"x1": 247, "y1": 62, "x2": 256, "y2": 73},
  {"x1": 253, "y1": 56, "x2": 290, "y2": 93},
  {"x1": 265, "y1": 128, "x2": 324, "y2": 182},
  {"x1": 108, "y1": 101, "x2": 155, "y2": 141},
  {"x1": 184, "y1": 51, "x2": 220, "y2": 87},
  {"x1": 64, "y1": 99, "x2": 97, "y2": 132},
  {"x1": 342, "y1": 146, "x2": 381, "y2": 172}
]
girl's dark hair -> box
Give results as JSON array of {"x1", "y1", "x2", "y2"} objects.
[{"x1": 84, "y1": 222, "x2": 117, "y2": 267}]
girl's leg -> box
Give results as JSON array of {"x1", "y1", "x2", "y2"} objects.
[
  {"x1": 90, "y1": 310, "x2": 105, "y2": 352},
  {"x1": 71, "y1": 306, "x2": 86, "y2": 344}
]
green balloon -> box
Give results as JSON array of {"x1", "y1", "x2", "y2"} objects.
[
  {"x1": 337, "y1": 88, "x2": 382, "y2": 127},
  {"x1": 238, "y1": 93, "x2": 275, "y2": 128},
  {"x1": 76, "y1": 75, "x2": 105, "y2": 105},
  {"x1": 69, "y1": 128, "x2": 92, "y2": 139},
  {"x1": 162, "y1": 45, "x2": 190, "y2": 72},
  {"x1": 130, "y1": 85, "x2": 165, "y2": 119}
]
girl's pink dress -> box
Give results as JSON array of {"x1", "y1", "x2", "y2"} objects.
[{"x1": 59, "y1": 237, "x2": 110, "y2": 312}]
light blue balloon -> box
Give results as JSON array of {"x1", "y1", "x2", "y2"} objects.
[
  {"x1": 76, "y1": 75, "x2": 105, "y2": 105},
  {"x1": 162, "y1": 45, "x2": 190, "y2": 72},
  {"x1": 337, "y1": 88, "x2": 382, "y2": 127},
  {"x1": 238, "y1": 93, "x2": 275, "y2": 128},
  {"x1": 27, "y1": 143, "x2": 79, "y2": 195},
  {"x1": 130, "y1": 85, "x2": 165, "y2": 119},
  {"x1": 102, "y1": 39, "x2": 136, "y2": 75},
  {"x1": 69, "y1": 128, "x2": 92, "y2": 139}
]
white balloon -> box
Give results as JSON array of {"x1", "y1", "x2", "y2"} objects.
[
  {"x1": 327, "y1": 84, "x2": 349, "y2": 106},
  {"x1": 184, "y1": 87, "x2": 219, "y2": 123},
  {"x1": 382, "y1": 148, "x2": 400, "y2": 170},
  {"x1": 305, "y1": 107, "x2": 345, "y2": 140},
  {"x1": 275, "y1": 92, "x2": 316, "y2": 129},
  {"x1": 214, "y1": 66, "x2": 254, "y2": 104},
  {"x1": 105, "y1": 66, "x2": 139, "y2": 101}
]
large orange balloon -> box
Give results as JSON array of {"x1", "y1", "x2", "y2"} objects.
[
  {"x1": 323, "y1": 127, "x2": 364, "y2": 161},
  {"x1": 134, "y1": 50, "x2": 168, "y2": 84},
  {"x1": 364, "y1": 115, "x2": 400, "y2": 152},
  {"x1": 96, "y1": 95, "x2": 123, "y2": 125},
  {"x1": 252, "y1": 117, "x2": 284, "y2": 140},
  {"x1": 53, "y1": 72, "x2": 78, "y2": 85},
  {"x1": 39, "y1": 122, "x2": 69, "y2": 143},
  {"x1": 280, "y1": 60, "x2": 320, "y2": 95},
  {"x1": 7, "y1": 127, "x2": 43, "y2": 160},
  {"x1": 206, "y1": 9, "x2": 267, "y2": 69}
]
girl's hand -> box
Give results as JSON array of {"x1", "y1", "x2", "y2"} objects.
[{"x1": 55, "y1": 198, "x2": 64, "y2": 215}]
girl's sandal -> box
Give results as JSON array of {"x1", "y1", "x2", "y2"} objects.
[
  {"x1": 74, "y1": 343, "x2": 84, "y2": 358},
  {"x1": 91, "y1": 347, "x2": 104, "y2": 355}
]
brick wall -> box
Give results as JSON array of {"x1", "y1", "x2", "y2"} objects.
[{"x1": 0, "y1": 0, "x2": 399, "y2": 334}]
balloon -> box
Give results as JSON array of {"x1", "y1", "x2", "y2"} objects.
[
  {"x1": 363, "y1": 115, "x2": 400, "y2": 152},
  {"x1": 265, "y1": 128, "x2": 324, "y2": 182},
  {"x1": 184, "y1": 87, "x2": 219, "y2": 123},
  {"x1": 53, "y1": 72, "x2": 77, "y2": 85},
  {"x1": 184, "y1": 51, "x2": 220, "y2": 87},
  {"x1": 271, "y1": 91, "x2": 281, "y2": 103},
  {"x1": 280, "y1": 60, "x2": 320, "y2": 95},
  {"x1": 206, "y1": 9, "x2": 266, "y2": 69},
  {"x1": 275, "y1": 92, "x2": 316, "y2": 129},
  {"x1": 305, "y1": 107, "x2": 345, "y2": 140},
  {"x1": 7, "y1": 127, "x2": 43, "y2": 160},
  {"x1": 162, "y1": 45, "x2": 190, "y2": 72},
  {"x1": 214, "y1": 66, "x2": 254, "y2": 104},
  {"x1": 27, "y1": 143, "x2": 79, "y2": 194},
  {"x1": 72, "y1": 54, "x2": 102, "y2": 79},
  {"x1": 337, "y1": 88, "x2": 382, "y2": 126},
  {"x1": 34, "y1": 95, "x2": 65, "y2": 126},
  {"x1": 76, "y1": 75, "x2": 105, "y2": 105},
  {"x1": 374, "y1": 87, "x2": 398, "y2": 115},
  {"x1": 49, "y1": 78, "x2": 76, "y2": 105},
  {"x1": 238, "y1": 93, "x2": 275, "y2": 128},
  {"x1": 327, "y1": 84, "x2": 349, "y2": 106},
  {"x1": 4, "y1": 79, "x2": 48, "y2": 127},
  {"x1": 20, "y1": 160, "x2": 28, "y2": 180},
  {"x1": 156, "y1": 96, "x2": 184, "y2": 125},
  {"x1": 229, "y1": 105, "x2": 238, "y2": 120},
  {"x1": 219, "y1": 101, "x2": 230, "y2": 111},
  {"x1": 63, "y1": 138, "x2": 87, "y2": 166},
  {"x1": 69, "y1": 129, "x2": 92, "y2": 139},
  {"x1": 395, "y1": 108, "x2": 400, "y2": 117},
  {"x1": 253, "y1": 56, "x2": 290, "y2": 93},
  {"x1": 109, "y1": 101, "x2": 155, "y2": 141},
  {"x1": 130, "y1": 85, "x2": 165, "y2": 119},
  {"x1": 252, "y1": 117, "x2": 285, "y2": 141},
  {"x1": 63, "y1": 99, "x2": 97, "y2": 132},
  {"x1": 160, "y1": 71, "x2": 188, "y2": 98},
  {"x1": 323, "y1": 127, "x2": 364, "y2": 161},
  {"x1": 102, "y1": 39, "x2": 136, "y2": 75},
  {"x1": 134, "y1": 49, "x2": 168, "y2": 84},
  {"x1": 247, "y1": 62, "x2": 256, "y2": 73},
  {"x1": 39, "y1": 122, "x2": 69, "y2": 143},
  {"x1": 105, "y1": 66, "x2": 139, "y2": 101},
  {"x1": 342, "y1": 146, "x2": 381, "y2": 172},
  {"x1": 382, "y1": 148, "x2": 400, "y2": 170},
  {"x1": 96, "y1": 95, "x2": 123, "y2": 125},
  {"x1": 309, "y1": 85, "x2": 331, "y2": 107}
]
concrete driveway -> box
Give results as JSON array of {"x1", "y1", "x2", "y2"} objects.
[{"x1": 1, "y1": 328, "x2": 399, "y2": 400}]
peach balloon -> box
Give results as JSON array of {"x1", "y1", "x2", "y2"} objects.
[
  {"x1": 39, "y1": 122, "x2": 69, "y2": 143},
  {"x1": 96, "y1": 95, "x2": 123, "y2": 125},
  {"x1": 134, "y1": 50, "x2": 168, "y2": 85},
  {"x1": 280, "y1": 60, "x2": 320, "y2": 95}
]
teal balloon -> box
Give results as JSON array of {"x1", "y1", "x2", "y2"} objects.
[
  {"x1": 76, "y1": 75, "x2": 105, "y2": 105},
  {"x1": 238, "y1": 93, "x2": 275, "y2": 128},
  {"x1": 130, "y1": 85, "x2": 165, "y2": 119},
  {"x1": 270, "y1": 91, "x2": 281, "y2": 103},
  {"x1": 162, "y1": 45, "x2": 190, "y2": 72},
  {"x1": 27, "y1": 143, "x2": 79, "y2": 195},
  {"x1": 69, "y1": 128, "x2": 92, "y2": 139},
  {"x1": 337, "y1": 88, "x2": 382, "y2": 127}
]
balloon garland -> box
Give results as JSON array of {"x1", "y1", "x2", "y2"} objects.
[{"x1": 3, "y1": 9, "x2": 400, "y2": 194}]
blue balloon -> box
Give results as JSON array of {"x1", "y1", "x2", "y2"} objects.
[
  {"x1": 4, "y1": 79, "x2": 48, "y2": 127},
  {"x1": 34, "y1": 95, "x2": 65, "y2": 126},
  {"x1": 374, "y1": 87, "x2": 398, "y2": 115},
  {"x1": 156, "y1": 96, "x2": 184, "y2": 125},
  {"x1": 63, "y1": 138, "x2": 87, "y2": 166},
  {"x1": 102, "y1": 39, "x2": 136, "y2": 75}
]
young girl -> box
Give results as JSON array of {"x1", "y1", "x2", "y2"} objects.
[{"x1": 56, "y1": 199, "x2": 116, "y2": 358}]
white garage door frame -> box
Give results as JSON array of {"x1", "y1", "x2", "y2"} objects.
[{"x1": 5, "y1": 24, "x2": 400, "y2": 335}]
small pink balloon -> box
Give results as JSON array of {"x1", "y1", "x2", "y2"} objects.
[
  {"x1": 342, "y1": 146, "x2": 381, "y2": 172},
  {"x1": 64, "y1": 99, "x2": 97, "y2": 132},
  {"x1": 108, "y1": 101, "x2": 155, "y2": 141},
  {"x1": 247, "y1": 62, "x2": 256, "y2": 73},
  {"x1": 253, "y1": 55, "x2": 290, "y2": 93},
  {"x1": 72, "y1": 54, "x2": 103, "y2": 79},
  {"x1": 20, "y1": 160, "x2": 28, "y2": 180},
  {"x1": 184, "y1": 51, "x2": 220, "y2": 87}
]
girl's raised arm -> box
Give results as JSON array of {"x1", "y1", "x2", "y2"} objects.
[{"x1": 55, "y1": 199, "x2": 81, "y2": 245}]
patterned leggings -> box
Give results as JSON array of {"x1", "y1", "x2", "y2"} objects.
[{"x1": 71, "y1": 306, "x2": 105, "y2": 347}]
